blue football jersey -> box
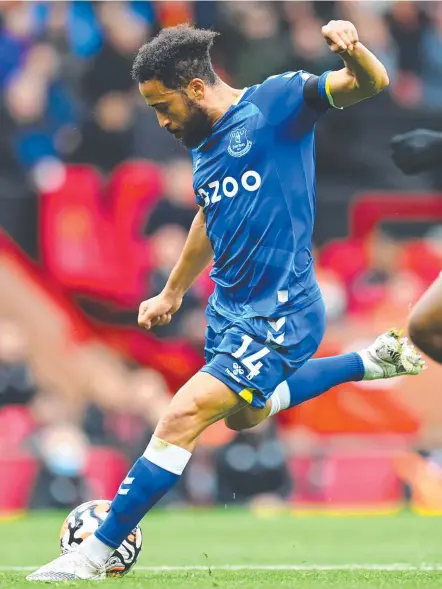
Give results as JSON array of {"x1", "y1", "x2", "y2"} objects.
[{"x1": 191, "y1": 70, "x2": 332, "y2": 321}]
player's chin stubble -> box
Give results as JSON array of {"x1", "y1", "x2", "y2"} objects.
[{"x1": 172, "y1": 97, "x2": 213, "y2": 149}]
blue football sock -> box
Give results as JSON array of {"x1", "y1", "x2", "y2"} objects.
[
  {"x1": 95, "y1": 437, "x2": 191, "y2": 549},
  {"x1": 285, "y1": 352, "x2": 364, "y2": 408}
]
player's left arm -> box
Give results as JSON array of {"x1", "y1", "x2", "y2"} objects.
[{"x1": 321, "y1": 20, "x2": 389, "y2": 108}]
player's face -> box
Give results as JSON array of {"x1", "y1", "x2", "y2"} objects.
[{"x1": 139, "y1": 80, "x2": 213, "y2": 149}]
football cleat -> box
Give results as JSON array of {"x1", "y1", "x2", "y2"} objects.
[
  {"x1": 360, "y1": 329, "x2": 426, "y2": 380},
  {"x1": 26, "y1": 550, "x2": 105, "y2": 582}
]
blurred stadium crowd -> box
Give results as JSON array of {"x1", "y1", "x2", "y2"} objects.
[
  {"x1": 1, "y1": 0, "x2": 442, "y2": 512},
  {"x1": 2, "y1": 1, "x2": 442, "y2": 211}
]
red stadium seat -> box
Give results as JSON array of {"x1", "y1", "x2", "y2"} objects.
[
  {"x1": 319, "y1": 239, "x2": 367, "y2": 285},
  {"x1": 83, "y1": 447, "x2": 129, "y2": 500},
  {"x1": 109, "y1": 161, "x2": 163, "y2": 305},
  {"x1": 40, "y1": 165, "x2": 119, "y2": 298},
  {"x1": 0, "y1": 453, "x2": 38, "y2": 512},
  {"x1": 40, "y1": 162, "x2": 163, "y2": 305},
  {"x1": 400, "y1": 240, "x2": 442, "y2": 283},
  {"x1": 290, "y1": 451, "x2": 403, "y2": 506},
  {"x1": 0, "y1": 406, "x2": 36, "y2": 449}
]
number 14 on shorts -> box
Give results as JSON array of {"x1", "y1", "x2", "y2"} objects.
[{"x1": 232, "y1": 335, "x2": 271, "y2": 380}]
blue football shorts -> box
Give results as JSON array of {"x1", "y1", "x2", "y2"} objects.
[{"x1": 201, "y1": 296, "x2": 327, "y2": 408}]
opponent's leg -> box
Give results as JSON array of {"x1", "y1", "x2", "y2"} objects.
[
  {"x1": 226, "y1": 330, "x2": 425, "y2": 431},
  {"x1": 409, "y1": 275, "x2": 442, "y2": 363},
  {"x1": 27, "y1": 372, "x2": 244, "y2": 581}
]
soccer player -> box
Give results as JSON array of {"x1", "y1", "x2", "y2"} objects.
[
  {"x1": 391, "y1": 128, "x2": 442, "y2": 363},
  {"x1": 28, "y1": 22, "x2": 424, "y2": 580}
]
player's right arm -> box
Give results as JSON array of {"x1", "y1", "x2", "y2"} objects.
[{"x1": 138, "y1": 207, "x2": 213, "y2": 330}]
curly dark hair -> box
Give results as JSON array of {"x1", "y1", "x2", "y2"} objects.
[{"x1": 131, "y1": 24, "x2": 220, "y2": 89}]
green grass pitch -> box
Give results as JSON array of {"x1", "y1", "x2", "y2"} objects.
[{"x1": 1, "y1": 509, "x2": 442, "y2": 588}]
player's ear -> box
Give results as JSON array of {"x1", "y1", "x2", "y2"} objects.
[{"x1": 188, "y1": 79, "x2": 205, "y2": 101}]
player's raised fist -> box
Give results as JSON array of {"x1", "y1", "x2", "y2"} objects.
[
  {"x1": 138, "y1": 292, "x2": 182, "y2": 330},
  {"x1": 322, "y1": 20, "x2": 359, "y2": 53}
]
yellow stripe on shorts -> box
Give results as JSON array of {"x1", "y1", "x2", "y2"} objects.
[{"x1": 239, "y1": 387, "x2": 255, "y2": 404}]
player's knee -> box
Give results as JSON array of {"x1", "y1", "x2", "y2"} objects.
[
  {"x1": 224, "y1": 414, "x2": 245, "y2": 431},
  {"x1": 155, "y1": 398, "x2": 202, "y2": 445},
  {"x1": 224, "y1": 407, "x2": 263, "y2": 431}
]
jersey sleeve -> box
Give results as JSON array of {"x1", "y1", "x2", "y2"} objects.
[
  {"x1": 195, "y1": 189, "x2": 205, "y2": 208},
  {"x1": 191, "y1": 150, "x2": 205, "y2": 207},
  {"x1": 246, "y1": 70, "x2": 336, "y2": 128}
]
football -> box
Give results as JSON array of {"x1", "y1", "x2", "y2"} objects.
[{"x1": 59, "y1": 499, "x2": 142, "y2": 576}]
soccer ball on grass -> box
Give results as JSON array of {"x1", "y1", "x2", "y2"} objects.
[{"x1": 59, "y1": 499, "x2": 142, "y2": 576}]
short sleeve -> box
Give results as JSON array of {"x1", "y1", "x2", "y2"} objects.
[
  {"x1": 191, "y1": 150, "x2": 206, "y2": 207},
  {"x1": 246, "y1": 70, "x2": 333, "y2": 127},
  {"x1": 195, "y1": 189, "x2": 206, "y2": 208}
]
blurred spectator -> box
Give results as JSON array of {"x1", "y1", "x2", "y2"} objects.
[
  {"x1": 155, "y1": 1, "x2": 194, "y2": 28},
  {"x1": 215, "y1": 420, "x2": 292, "y2": 504},
  {"x1": 149, "y1": 224, "x2": 189, "y2": 294},
  {"x1": 282, "y1": 2, "x2": 336, "y2": 75},
  {"x1": 29, "y1": 422, "x2": 90, "y2": 509},
  {"x1": 69, "y1": 91, "x2": 134, "y2": 172},
  {"x1": 81, "y1": 3, "x2": 149, "y2": 105},
  {"x1": 3, "y1": 45, "x2": 77, "y2": 170},
  {"x1": 387, "y1": 1, "x2": 428, "y2": 76},
  {"x1": 349, "y1": 229, "x2": 401, "y2": 313},
  {"x1": 315, "y1": 265, "x2": 348, "y2": 323},
  {"x1": 348, "y1": 229, "x2": 425, "y2": 314},
  {"x1": 421, "y1": 3, "x2": 442, "y2": 111},
  {"x1": 145, "y1": 159, "x2": 196, "y2": 235},
  {"x1": 178, "y1": 307, "x2": 207, "y2": 353},
  {"x1": 148, "y1": 224, "x2": 204, "y2": 338},
  {"x1": 227, "y1": 3, "x2": 289, "y2": 87},
  {"x1": 0, "y1": 319, "x2": 36, "y2": 407},
  {"x1": 0, "y1": 4, "x2": 30, "y2": 89}
]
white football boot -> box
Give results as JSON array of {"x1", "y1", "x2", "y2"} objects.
[
  {"x1": 26, "y1": 550, "x2": 105, "y2": 582},
  {"x1": 360, "y1": 329, "x2": 425, "y2": 380}
]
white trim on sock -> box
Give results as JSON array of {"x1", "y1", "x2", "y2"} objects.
[
  {"x1": 80, "y1": 534, "x2": 113, "y2": 567},
  {"x1": 268, "y1": 380, "x2": 291, "y2": 417},
  {"x1": 143, "y1": 435, "x2": 192, "y2": 476},
  {"x1": 268, "y1": 394, "x2": 281, "y2": 418},
  {"x1": 358, "y1": 349, "x2": 383, "y2": 380}
]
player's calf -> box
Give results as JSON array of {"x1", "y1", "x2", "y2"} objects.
[
  {"x1": 224, "y1": 403, "x2": 271, "y2": 431},
  {"x1": 27, "y1": 372, "x2": 243, "y2": 581},
  {"x1": 225, "y1": 331, "x2": 425, "y2": 432}
]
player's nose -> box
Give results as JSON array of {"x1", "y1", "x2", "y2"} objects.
[{"x1": 157, "y1": 113, "x2": 172, "y2": 130}]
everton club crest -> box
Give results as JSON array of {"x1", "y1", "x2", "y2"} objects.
[{"x1": 227, "y1": 126, "x2": 252, "y2": 158}]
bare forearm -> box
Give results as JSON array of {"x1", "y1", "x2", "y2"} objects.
[
  {"x1": 340, "y1": 43, "x2": 389, "y2": 95},
  {"x1": 164, "y1": 209, "x2": 213, "y2": 297},
  {"x1": 322, "y1": 20, "x2": 390, "y2": 107}
]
